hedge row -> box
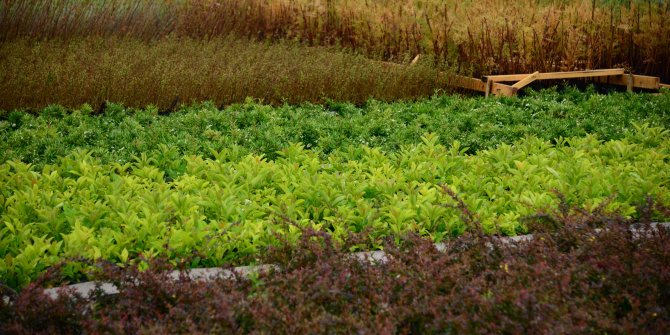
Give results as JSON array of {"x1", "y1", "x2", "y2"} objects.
[
  {"x1": 1, "y1": 127, "x2": 669, "y2": 288},
  {"x1": 2, "y1": 89, "x2": 669, "y2": 171}
]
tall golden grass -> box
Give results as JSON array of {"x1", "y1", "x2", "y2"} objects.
[
  {"x1": 0, "y1": 37, "x2": 448, "y2": 110},
  {"x1": 2, "y1": 0, "x2": 669, "y2": 81}
]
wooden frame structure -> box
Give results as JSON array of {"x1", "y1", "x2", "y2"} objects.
[
  {"x1": 385, "y1": 55, "x2": 669, "y2": 97},
  {"x1": 452, "y1": 68, "x2": 665, "y2": 97}
]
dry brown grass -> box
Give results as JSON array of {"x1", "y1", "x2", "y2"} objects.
[
  {"x1": 2, "y1": 0, "x2": 669, "y2": 81},
  {"x1": 0, "y1": 37, "x2": 448, "y2": 110}
]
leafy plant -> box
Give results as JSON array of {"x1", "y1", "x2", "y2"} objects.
[
  {"x1": 2, "y1": 89, "x2": 668, "y2": 169},
  {"x1": 1, "y1": 127, "x2": 668, "y2": 288}
]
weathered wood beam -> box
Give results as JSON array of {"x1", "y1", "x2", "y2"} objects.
[
  {"x1": 376, "y1": 56, "x2": 663, "y2": 95},
  {"x1": 450, "y1": 74, "x2": 487, "y2": 92},
  {"x1": 410, "y1": 54, "x2": 421, "y2": 65},
  {"x1": 511, "y1": 71, "x2": 540, "y2": 89},
  {"x1": 491, "y1": 83, "x2": 517, "y2": 97},
  {"x1": 594, "y1": 74, "x2": 661, "y2": 90},
  {"x1": 484, "y1": 69, "x2": 625, "y2": 82}
]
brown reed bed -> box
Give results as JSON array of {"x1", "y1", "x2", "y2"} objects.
[
  {"x1": 1, "y1": 0, "x2": 669, "y2": 82},
  {"x1": 0, "y1": 36, "x2": 448, "y2": 110}
]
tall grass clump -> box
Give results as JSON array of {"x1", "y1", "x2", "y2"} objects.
[{"x1": 0, "y1": 36, "x2": 447, "y2": 110}]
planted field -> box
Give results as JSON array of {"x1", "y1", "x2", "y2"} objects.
[
  {"x1": 2, "y1": 107, "x2": 669, "y2": 287},
  {"x1": 2, "y1": 0, "x2": 670, "y2": 332},
  {"x1": 3, "y1": 90, "x2": 669, "y2": 169}
]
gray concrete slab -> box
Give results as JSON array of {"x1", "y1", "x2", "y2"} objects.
[{"x1": 40, "y1": 222, "x2": 670, "y2": 299}]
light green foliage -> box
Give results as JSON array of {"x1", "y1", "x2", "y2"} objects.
[{"x1": 1, "y1": 127, "x2": 669, "y2": 288}]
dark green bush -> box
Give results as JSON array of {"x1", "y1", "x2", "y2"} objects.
[{"x1": 2, "y1": 89, "x2": 669, "y2": 169}]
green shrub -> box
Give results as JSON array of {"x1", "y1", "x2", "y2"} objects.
[
  {"x1": 2, "y1": 90, "x2": 669, "y2": 169},
  {"x1": 1, "y1": 127, "x2": 669, "y2": 288}
]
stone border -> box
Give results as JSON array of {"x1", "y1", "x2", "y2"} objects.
[{"x1": 41, "y1": 222, "x2": 669, "y2": 299}]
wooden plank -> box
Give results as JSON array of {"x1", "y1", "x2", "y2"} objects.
[
  {"x1": 633, "y1": 75, "x2": 660, "y2": 89},
  {"x1": 491, "y1": 83, "x2": 517, "y2": 97},
  {"x1": 512, "y1": 71, "x2": 540, "y2": 89},
  {"x1": 484, "y1": 79, "x2": 492, "y2": 98},
  {"x1": 375, "y1": 55, "x2": 663, "y2": 95},
  {"x1": 537, "y1": 69, "x2": 625, "y2": 80},
  {"x1": 484, "y1": 69, "x2": 625, "y2": 82},
  {"x1": 627, "y1": 74, "x2": 634, "y2": 92},
  {"x1": 449, "y1": 74, "x2": 487, "y2": 92},
  {"x1": 594, "y1": 75, "x2": 660, "y2": 90},
  {"x1": 483, "y1": 73, "x2": 531, "y2": 82}
]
